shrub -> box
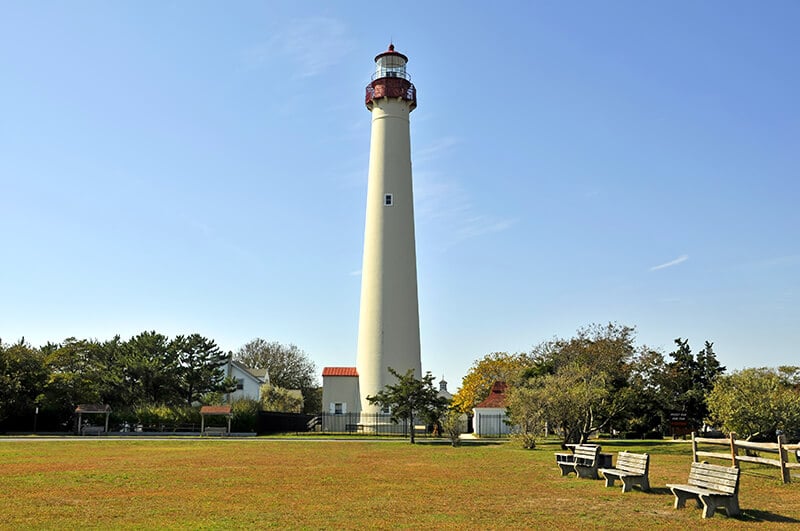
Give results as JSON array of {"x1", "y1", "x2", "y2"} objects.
[
  {"x1": 440, "y1": 409, "x2": 463, "y2": 447},
  {"x1": 511, "y1": 431, "x2": 537, "y2": 449},
  {"x1": 134, "y1": 404, "x2": 200, "y2": 430},
  {"x1": 231, "y1": 398, "x2": 260, "y2": 433}
]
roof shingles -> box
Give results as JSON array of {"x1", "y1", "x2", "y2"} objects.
[
  {"x1": 475, "y1": 381, "x2": 508, "y2": 409},
  {"x1": 322, "y1": 367, "x2": 358, "y2": 377}
]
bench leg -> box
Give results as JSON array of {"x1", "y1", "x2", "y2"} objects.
[
  {"x1": 575, "y1": 466, "x2": 598, "y2": 479},
  {"x1": 701, "y1": 496, "x2": 740, "y2": 518},
  {"x1": 672, "y1": 490, "x2": 701, "y2": 510},
  {"x1": 621, "y1": 476, "x2": 648, "y2": 493},
  {"x1": 603, "y1": 475, "x2": 616, "y2": 488},
  {"x1": 620, "y1": 477, "x2": 633, "y2": 493},
  {"x1": 700, "y1": 497, "x2": 717, "y2": 519},
  {"x1": 557, "y1": 463, "x2": 574, "y2": 477},
  {"x1": 726, "y1": 497, "x2": 741, "y2": 517}
]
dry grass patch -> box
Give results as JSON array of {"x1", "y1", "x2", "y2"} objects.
[{"x1": 0, "y1": 438, "x2": 798, "y2": 529}]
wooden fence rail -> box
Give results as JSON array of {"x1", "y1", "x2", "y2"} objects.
[{"x1": 692, "y1": 431, "x2": 800, "y2": 484}]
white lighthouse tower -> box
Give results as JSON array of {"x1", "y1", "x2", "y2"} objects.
[{"x1": 355, "y1": 44, "x2": 422, "y2": 414}]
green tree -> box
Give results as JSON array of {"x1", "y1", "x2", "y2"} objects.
[
  {"x1": 120, "y1": 331, "x2": 179, "y2": 405},
  {"x1": 451, "y1": 352, "x2": 532, "y2": 414},
  {"x1": 234, "y1": 338, "x2": 318, "y2": 413},
  {"x1": 505, "y1": 384, "x2": 547, "y2": 449},
  {"x1": 519, "y1": 323, "x2": 639, "y2": 445},
  {"x1": 367, "y1": 368, "x2": 449, "y2": 444},
  {"x1": 0, "y1": 339, "x2": 47, "y2": 425},
  {"x1": 707, "y1": 367, "x2": 800, "y2": 440},
  {"x1": 260, "y1": 384, "x2": 304, "y2": 413},
  {"x1": 40, "y1": 338, "x2": 108, "y2": 422},
  {"x1": 664, "y1": 339, "x2": 725, "y2": 432},
  {"x1": 172, "y1": 334, "x2": 233, "y2": 405},
  {"x1": 625, "y1": 349, "x2": 671, "y2": 435}
]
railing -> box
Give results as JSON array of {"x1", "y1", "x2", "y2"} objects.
[
  {"x1": 371, "y1": 69, "x2": 412, "y2": 82},
  {"x1": 365, "y1": 79, "x2": 417, "y2": 108},
  {"x1": 691, "y1": 431, "x2": 800, "y2": 484}
]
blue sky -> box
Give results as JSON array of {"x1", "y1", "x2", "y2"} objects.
[{"x1": 2, "y1": 2, "x2": 798, "y2": 388}]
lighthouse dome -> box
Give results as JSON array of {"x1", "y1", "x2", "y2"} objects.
[{"x1": 373, "y1": 44, "x2": 410, "y2": 80}]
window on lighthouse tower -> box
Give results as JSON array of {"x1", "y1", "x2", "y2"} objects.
[{"x1": 384, "y1": 193, "x2": 393, "y2": 206}]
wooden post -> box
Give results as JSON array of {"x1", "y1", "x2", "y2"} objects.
[
  {"x1": 104, "y1": 411, "x2": 110, "y2": 433},
  {"x1": 778, "y1": 433, "x2": 790, "y2": 484},
  {"x1": 201, "y1": 414, "x2": 205, "y2": 435},
  {"x1": 692, "y1": 432, "x2": 698, "y2": 462},
  {"x1": 730, "y1": 432, "x2": 738, "y2": 468}
]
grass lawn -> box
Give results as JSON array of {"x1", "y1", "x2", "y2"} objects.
[{"x1": 1, "y1": 437, "x2": 798, "y2": 529}]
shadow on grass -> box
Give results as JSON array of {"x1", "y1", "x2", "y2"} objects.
[
  {"x1": 643, "y1": 487, "x2": 672, "y2": 496},
  {"x1": 739, "y1": 510, "x2": 800, "y2": 523},
  {"x1": 416, "y1": 439, "x2": 505, "y2": 447}
]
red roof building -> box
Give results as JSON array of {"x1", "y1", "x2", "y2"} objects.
[
  {"x1": 473, "y1": 381, "x2": 511, "y2": 437},
  {"x1": 322, "y1": 367, "x2": 360, "y2": 415},
  {"x1": 475, "y1": 381, "x2": 508, "y2": 408}
]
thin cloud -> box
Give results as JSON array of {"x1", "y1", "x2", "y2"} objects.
[
  {"x1": 455, "y1": 216, "x2": 517, "y2": 241},
  {"x1": 650, "y1": 255, "x2": 688, "y2": 271},
  {"x1": 242, "y1": 18, "x2": 353, "y2": 78},
  {"x1": 414, "y1": 167, "x2": 515, "y2": 247},
  {"x1": 411, "y1": 136, "x2": 516, "y2": 246},
  {"x1": 414, "y1": 137, "x2": 459, "y2": 163}
]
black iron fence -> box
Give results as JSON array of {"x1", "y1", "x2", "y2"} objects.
[{"x1": 308, "y1": 412, "x2": 437, "y2": 437}]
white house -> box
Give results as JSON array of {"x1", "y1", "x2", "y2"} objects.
[
  {"x1": 473, "y1": 381, "x2": 511, "y2": 436},
  {"x1": 224, "y1": 359, "x2": 269, "y2": 402}
]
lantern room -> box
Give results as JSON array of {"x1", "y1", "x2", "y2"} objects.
[
  {"x1": 365, "y1": 44, "x2": 417, "y2": 110},
  {"x1": 373, "y1": 44, "x2": 409, "y2": 80}
]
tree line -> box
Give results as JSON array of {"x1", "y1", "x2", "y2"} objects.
[
  {"x1": 0, "y1": 333, "x2": 319, "y2": 432},
  {"x1": 451, "y1": 323, "x2": 800, "y2": 446}
]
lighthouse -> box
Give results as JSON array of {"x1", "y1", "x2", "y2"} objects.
[{"x1": 355, "y1": 44, "x2": 422, "y2": 413}]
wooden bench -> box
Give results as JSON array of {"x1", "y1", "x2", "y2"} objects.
[
  {"x1": 81, "y1": 426, "x2": 105, "y2": 436},
  {"x1": 666, "y1": 461, "x2": 741, "y2": 518},
  {"x1": 555, "y1": 444, "x2": 601, "y2": 479},
  {"x1": 598, "y1": 451, "x2": 650, "y2": 492},
  {"x1": 204, "y1": 426, "x2": 227, "y2": 436}
]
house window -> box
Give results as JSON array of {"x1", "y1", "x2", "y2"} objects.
[
  {"x1": 334, "y1": 403, "x2": 344, "y2": 415},
  {"x1": 236, "y1": 378, "x2": 244, "y2": 390},
  {"x1": 381, "y1": 405, "x2": 391, "y2": 415},
  {"x1": 384, "y1": 193, "x2": 393, "y2": 206}
]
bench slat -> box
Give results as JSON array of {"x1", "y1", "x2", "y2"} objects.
[{"x1": 615, "y1": 452, "x2": 649, "y2": 475}]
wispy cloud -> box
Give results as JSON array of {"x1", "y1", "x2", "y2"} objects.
[
  {"x1": 241, "y1": 18, "x2": 353, "y2": 78},
  {"x1": 414, "y1": 137, "x2": 459, "y2": 164},
  {"x1": 417, "y1": 179, "x2": 516, "y2": 243},
  {"x1": 650, "y1": 254, "x2": 688, "y2": 271},
  {"x1": 454, "y1": 216, "x2": 517, "y2": 241},
  {"x1": 413, "y1": 144, "x2": 516, "y2": 248}
]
